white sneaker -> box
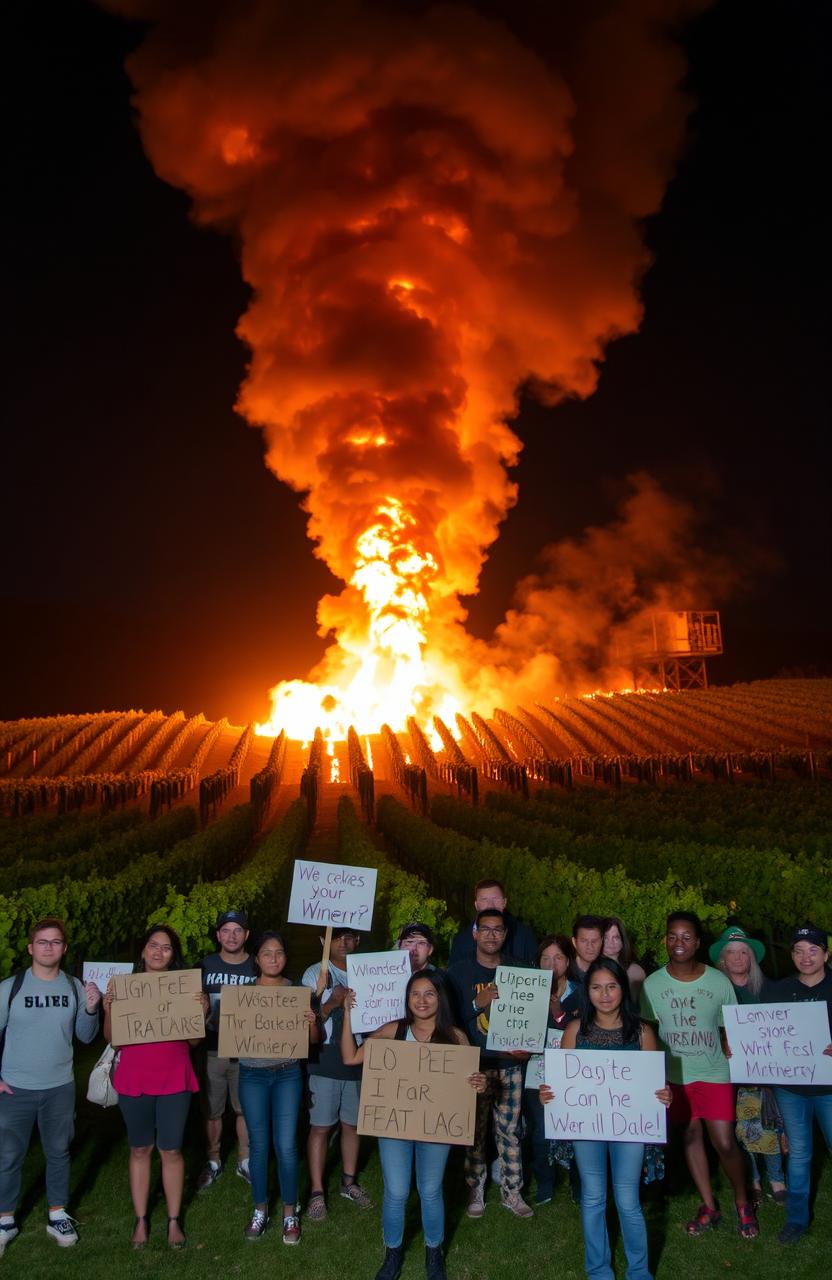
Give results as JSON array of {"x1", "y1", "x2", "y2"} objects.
[
  {"x1": 46, "y1": 1211, "x2": 79, "y2": 1247},
  {"x1": 0, "y1": 1222, "x2": 19, "y2": 1257}
]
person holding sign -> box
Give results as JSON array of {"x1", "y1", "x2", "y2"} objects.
[
  {"x1": 102, "y1": 925, "x2": 207, "y2": 1249},
  {"x1": 448, "y1": 908, "x2": 535, "y2": 1220},
  {"x1": 302, "y1": 927, "x2": 372, "y2": 1218},
  {"x1": 767, "y1": 922, "x2": 832, "y2": 1245},
  {"x1": 540, "y1": 957, "x2": 671, "y2": 1280},
  {"x1": 341, "y1": 970, "x2": 486, "y2": 1280},
  {"x1": 639, "y1": 911, "x2": 759, "y2": 1240},
  {"x1": 0, "y1": 917, "x2": 100, "y2": 1257},
  {"x1": 237, "y1": 932, "x2": 320, "y2": 1244},
  {"x1": 526, "y1": 934, "x2": 581, "y2": 1207}
]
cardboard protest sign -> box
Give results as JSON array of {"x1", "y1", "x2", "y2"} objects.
[
  {"x1": 358, "y1": 1039, "x2": 480, "y2": 1146},
  {"x1": 83, "y1": 961, "x2": 133, "y2": 994},
  {"x1": 287, "y1": 858, "x2": 377, "y2": 929},
  {"x1": 486, "y1": 965, "x2": 552, "y2": 1052},
  {"x1": 525, "y1": 1028, "x2": 563, "y2": 1089},
  {"x1": 723, "y1": 1002, "x2": 832, "y2": 1087},
  {"x1": 109, "y1": 969, "x2": 204, "y2": 1047},
  {"x1": 218, "y1": 985, "x2": 311, "y2": 1059},
  {"x1": 543, "y1": 1048, "x2": 667, "y2": 1143},
  {"x1": 347, "y1": 950, "x2": 410, "y2": 1033}
]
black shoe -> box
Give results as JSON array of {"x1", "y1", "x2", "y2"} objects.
[
  {"x1": 374, "y1": 1246, "x2": 404, "y2": 1280},
  {"x1": 426, "y1": 1244, "x2": 447, "y2": 1279},
  {"x1": 778, "y1": 1223, "x2": 806, "y2": 1245}
]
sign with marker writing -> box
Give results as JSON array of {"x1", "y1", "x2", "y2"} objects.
[
  {"x1": 543, "y1": 1049, "x2": 667, "y2": 1144},
  {"x1": 287, "y1": 858, "x2": 377, "y2": 929},
  {"x1": 347, "y1": 950, "x2": 410, "y2": 1033},
  {"x1": 723, "y1": 1002, "x2": 832, "y2": 1087},
  {"x1": 358, "y1": 1039, "x2": 480, "y2": 1146},
  {"x1": 218, "y1": 984, "x2": 311, "y2": 1059},
  {"x1": 486, "y1": 965, "x2": 552, "y2": 1052},
  {"x1": 83, "y1": 961, "x2": 133, "y2": 994},
  {"x1": 525, "y1": 1028, "x2": 563, "y2": 1088},
  {"x1": 109, "y1": 969, "x2": 204, "y2": 1047}
]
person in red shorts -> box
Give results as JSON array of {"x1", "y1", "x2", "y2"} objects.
[{"x1": 640, "y1": 911, "x2": 759, "y2": 1240}]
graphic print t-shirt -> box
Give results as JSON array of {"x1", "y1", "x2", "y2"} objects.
[
  {"x1": 640, "y1": 965, "x2": 736, "y2": 1084},
  {"x1": 199, "y1": 954, "x2": 258, "y2": 1052}
]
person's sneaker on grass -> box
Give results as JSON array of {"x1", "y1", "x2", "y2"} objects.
[
  {"x1": 534, "y1": 1181, "x2": 553, "y2": 1206},
  {"x1": 282, "y1": 1214, "x2": 301, "y2": 1245},
  {"x1": 236, "y1": 1158, "x2": 252, "y2": 1184},
  {"x1": 196, "y1": 1160, "x2": 223, "y2": 1191},
  {"x1": 466, "y1": 1179, "x2": 486, "y2": 1218},
  {"x1": 340, "y1": 1177, "x2": 372, "y2": 1207},
  {"x1": 778, "y1": 1224, "x2": 806, "y2": 1245},
  {"x1": 244, "y1": 1208, "x2": 268, "y2": 1239},
  {"x1": 307, "y1": 1191, "x2": 327, "y2": 1221},
  {"x1": 0, "y1": 1218, "x2": 18, "y2": 1257},
  {"x1": 46, "y1": 1210, "x2": 79, "y2": 1247},
  {"x1": 500, "y1": 1188, "x2": 534, "y2": 1218}
]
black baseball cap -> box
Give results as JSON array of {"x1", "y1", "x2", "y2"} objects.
[{"x1": 216, "y1": 910, "x2": 248, "y2": 930}]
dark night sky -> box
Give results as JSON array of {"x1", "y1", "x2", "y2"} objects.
[{"x1": 4, "y1": 0, "x2": 829, "y2": 725}]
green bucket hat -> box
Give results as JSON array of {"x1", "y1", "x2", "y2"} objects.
[{"x1": 709, "y1": 926, "x2": 765, "y2": 965}]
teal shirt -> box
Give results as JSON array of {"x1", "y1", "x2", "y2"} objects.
[{"x1": 640, "y1": 965, "x2": 736, "y2": 1084}]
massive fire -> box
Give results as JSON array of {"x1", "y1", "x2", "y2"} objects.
[{"x1": 107, "y1": 0, "x2": 716, "y2": 739}]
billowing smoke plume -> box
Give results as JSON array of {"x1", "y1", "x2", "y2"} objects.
[{"x1": 104, "y1": 0, "x2": 712, "y2": 730}]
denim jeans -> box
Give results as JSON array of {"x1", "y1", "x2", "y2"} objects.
[
  {"x1": 773, "y1": 1087, "x2": 832, "y2": 1229},
  {"x1": 378, "y1": 1137, "x2": 450, "y2": 1248},
  {"x1": 572, "y1": 1140, "x2": 651, "y2": 1280},
  {"x1": 0, "y1": 1082, "x2": 76, "y2": 1212},
  {"x1": 238, "y1": 1063, "x2": 302, "y2": 1207}
]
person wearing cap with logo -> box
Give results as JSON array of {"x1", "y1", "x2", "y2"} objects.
[
  {"x1": 196, "y1": 910, "x2": 258, "y2": 1191},
  {"x1": 711, "y1": 926, "x2": 786, "y2": 1207},
  {"x1": 767, "y1": 922, "x2": 832, "y2": 1245}
]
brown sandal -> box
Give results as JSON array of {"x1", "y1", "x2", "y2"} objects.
[{"x1": 686, "y1": 1203, "x2": 722, "y2": 1235}]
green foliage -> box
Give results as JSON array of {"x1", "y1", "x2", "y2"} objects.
[
  {"x1": 149, "y1": 800, "x2": 309, "y2": 962},
  {"x1": 337, "y1": 795, "x2": 458, "y2": 956},
  {"x1": 0, "y1": 805, "x2": 256, "y2": 976},
  {"x1": 0, "y1": 806, "x2": 145, "y2": 868},
  {"x1": 9, "y1": 805, "x2": 197, "y2": 889},
  {"x1": 430, "y1": 792, "x2": 831, "y2": 943},
  {"x1": 378, "y1": 795, "x2": 726, "y2": 959}
]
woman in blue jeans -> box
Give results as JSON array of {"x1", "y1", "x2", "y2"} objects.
[
  {"x1": 541, "y1": 958, "x2": 671, "y2": 1280},
  {"x1": 768, "y1": 922, "x2": 832, "y2": 1245},
  {"x1": 237, "y1": 932, "x2": 320, "y2": 1244},
  {"x1": 342, "y1": 971, "x2": 485, "y2": 1280}
]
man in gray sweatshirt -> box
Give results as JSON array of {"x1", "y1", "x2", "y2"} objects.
[{"x1": 0, "y1": 916, "x2": 101, "y2": 1255}]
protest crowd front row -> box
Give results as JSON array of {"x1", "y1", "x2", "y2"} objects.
[{"x1": 0, "y1": 860, "x2": 830, "y2": 1280}]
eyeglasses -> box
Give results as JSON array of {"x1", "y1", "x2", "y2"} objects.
[
  {"x1": 477, "y1": 927, "x2": 506, "y2": 937},
  {"x1": 33, "y1": 938, "x2": 65, "y2": 947}
]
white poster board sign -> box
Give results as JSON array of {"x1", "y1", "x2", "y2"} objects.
[
  {"x1": 543, "y1": 1048, "x2": 667, "y2": 1143},
  {"x1": 486, "y1": 966, "x2": 552, "y2": 1052},
  {"x1": 287, "y1": 859, "x2": 377, "y2": 929},
  {"x1": 525, "y1": 1028, "x2": 563, "y2": 1088},
  {"x1": 723, "y1": 1002, "x2": 832, "y2": 1087},
  {"x1": 347, "y1": 950, "x2": 410, "y2": 1033},
  {"x1": 83, "y1": 961, "x2": 133, "y2": 993}
]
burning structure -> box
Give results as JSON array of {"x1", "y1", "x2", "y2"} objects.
[{"x1": 106, "y1": 0, "x2": 722, "y2": 739}]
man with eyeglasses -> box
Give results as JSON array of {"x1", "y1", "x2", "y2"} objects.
[
  {"x1": 196, "y1": 910, "x2": 258, "y2": 1191},
  {"x1": 448, "y1": 909, "x2": 534, "y2": 1221},
  {"x1": 0, "y1": 917, "x2": 101, "y2": 1256}
]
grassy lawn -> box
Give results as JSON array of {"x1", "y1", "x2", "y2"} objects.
[{"x1": 7, "y1": 1041, "x2": 830, "y2": 1278}]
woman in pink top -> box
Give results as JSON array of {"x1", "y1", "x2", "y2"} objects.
[{"x1": 103, "y1": 924, "x2": 207, "y2": 1249}]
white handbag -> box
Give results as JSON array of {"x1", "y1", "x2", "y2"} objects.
[{"x1": 86, "y1": 1044, "x2": 119, "y2": 1107}]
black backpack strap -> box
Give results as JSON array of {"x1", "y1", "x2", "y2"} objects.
[{"x1": 7, "y1": 970, "x2": 26, "y2": 1007}]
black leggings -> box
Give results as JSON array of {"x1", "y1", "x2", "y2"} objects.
[{"x1": 118, "y1": 1091, "x2": 193, "y2": 1149}]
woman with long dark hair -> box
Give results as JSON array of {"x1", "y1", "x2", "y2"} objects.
[
  {"x1": 237, "y1": 931, "x2": 320, "y2": 1244},
  {"x1": 341, "y1": 970, "x2": 486, "y2": 1280},
  {"x1": 102, "y1": 924, "x2": 207, "y2": 1249},
  {"x1": 602, "y1": 917, "x2": 646, "y2": 1001},
  {"x1": 541, "y1": 957, "x2": 671, "y2": 1280},
  {"x1": 527, "y1": 934, "x2": 580, "y2": 1205}
]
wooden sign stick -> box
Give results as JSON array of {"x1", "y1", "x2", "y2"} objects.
[{"x1": 320, "y1": 925, "x2": 333, "y2": 976}]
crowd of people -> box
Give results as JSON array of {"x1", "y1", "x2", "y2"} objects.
[{"x1": 0, "y1": 889, "x2": 830, "y2": 1279}]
